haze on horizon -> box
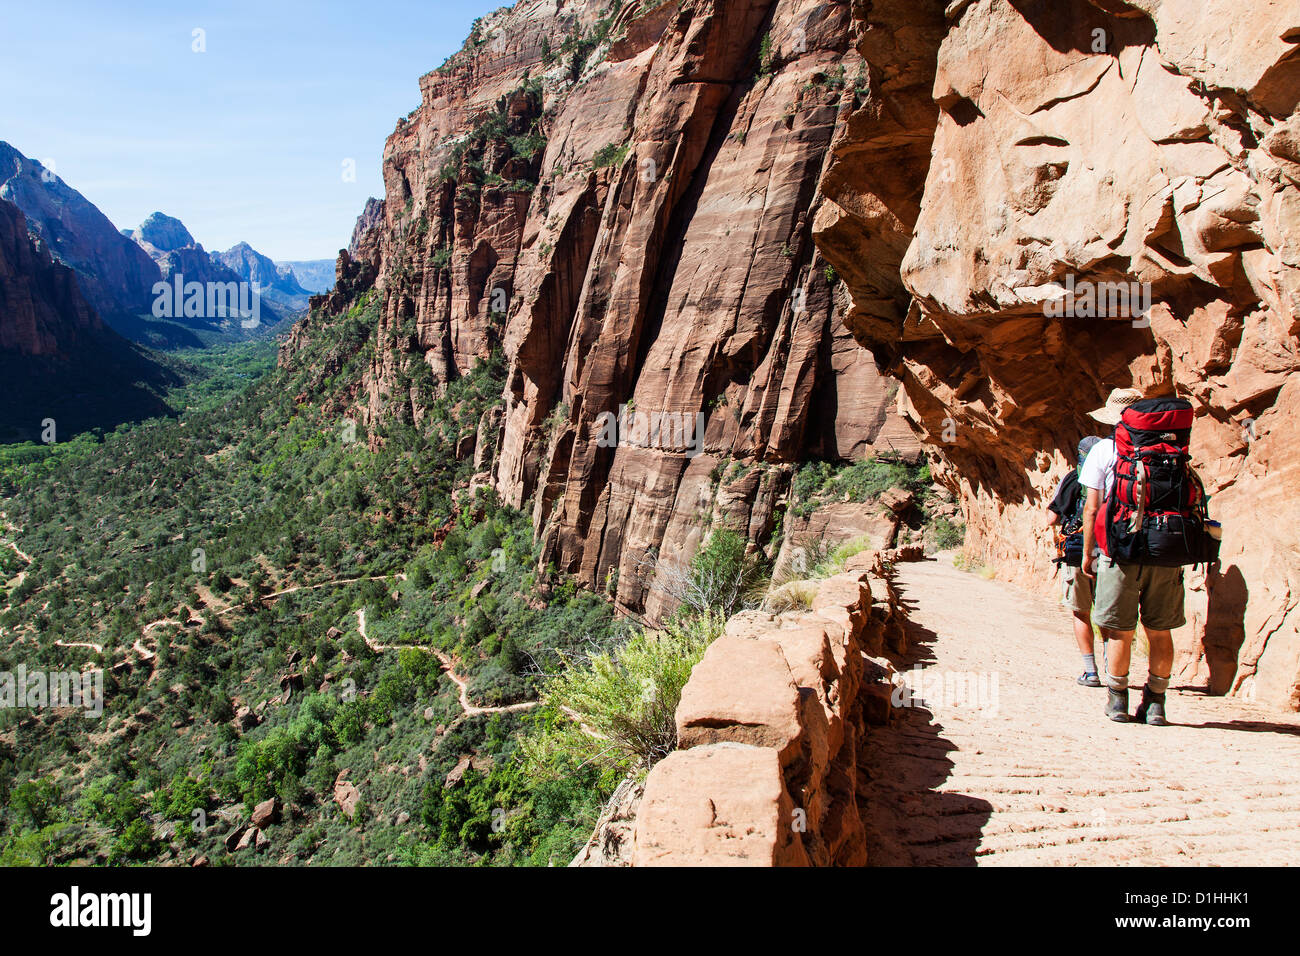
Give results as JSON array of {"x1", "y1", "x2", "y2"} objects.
[{"x1": 1, "y1": 0, "x2": 500, "y2": 261}]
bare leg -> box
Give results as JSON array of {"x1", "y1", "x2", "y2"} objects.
[
  {"x1": 1144, "y1": 628, "x2": 1174, "y2": 679},
  {"x1": 1102, "y1": 627, "x2": 1135, "y2": 720},
  {"x1": 1106, "y1": 628, "x2": 1134, "y2": 680},
  {"x1": 1072, "y1": 612, "x2": 1095, "y2": 656}
]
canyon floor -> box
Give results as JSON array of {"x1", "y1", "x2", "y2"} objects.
[{"x1": 864, "y1": 556, "x2": 1300, "y2": 866}]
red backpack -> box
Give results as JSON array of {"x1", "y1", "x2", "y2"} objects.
[{"x1": 1094, "y1": 397, "x2": 1220, "y2": 567}]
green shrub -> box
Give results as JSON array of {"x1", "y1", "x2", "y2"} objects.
[
  {"x1": 8, "y1": 779, "x2": 63, "y2": 831},
  {"x1": 521, "y1": 610, "x2": 725, "y2": 775},
  {"x1": 757, "y1": 33, "x2": 775, "y2": 76},
  {"x1": 791, "y1": 457, "x2": 931, "y2": 518},
  {"x1": 508, "y1": 130, "x2": 547, "y2": 160},
  {"x1": 682, "y1": 528, "x2": 768, "y2": 618},
  {"x1": 927, "y1": 516, "x2": 965, "y2": 552},
  {"x1": 592, "y1": 142, "x2": 630, "y2": 168}
]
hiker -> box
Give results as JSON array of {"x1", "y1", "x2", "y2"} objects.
[
  {"x1": 1080, "y1": 388, "x2": 1219, "y2": 725},
  {"x1": 1047, "y1": 435, "x2": 1103, "y2": 686}
]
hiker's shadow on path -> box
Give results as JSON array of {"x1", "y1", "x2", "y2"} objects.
[
  {"x1": 859, "y1": 583, "x2": 994, "y2": 866},
  {"x1": 1175, "y1": 719, "x2": 1300, "y2": 737}
]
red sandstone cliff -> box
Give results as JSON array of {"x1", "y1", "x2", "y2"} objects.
[
  {"x1": 816, "y1": 0, "x2": 1300, "y2": 710},
  {"x1": 289, "y1": 0, "x2": 920, "y2": 618},
  {"x1": 287, "y1": 0, "x2": 1299, "y2": 710},
  {"x1": 0, "y1": 198, "x2": 104, "y2": 357},
  {"x1": 0, "y1": 197, "x2": 175, "y2": 440}
]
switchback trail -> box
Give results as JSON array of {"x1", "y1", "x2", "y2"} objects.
[
  {"x1": 864, "y1": 555, "x2": 1300, "y2": 866},
  {"x1": 355, "y1": 608, "x2": 538, "y2": 718}
]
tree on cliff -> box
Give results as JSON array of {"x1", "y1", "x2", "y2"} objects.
[{"x1": 640, "y1": 529, "x2": 768, "y2": 620}]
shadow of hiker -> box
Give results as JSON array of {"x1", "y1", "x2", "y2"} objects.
[
  {"x1": 1176, "y1": 719, "x2": 1300, "y2": 737},
  {"x1": 856, "y1": 612, "x2": 993, "y2": 866}
]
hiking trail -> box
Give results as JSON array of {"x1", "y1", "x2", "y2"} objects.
[
  {"x1": 864, "y1": 554, "x2": 1300, "y2": 866},
  {"x1": 354, "y1": 608, "x2": 538, "y2": 718}
]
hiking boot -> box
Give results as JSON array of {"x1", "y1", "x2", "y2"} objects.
[
  {"x1": 1105, "y1": 687, "x2": 1130, "y2": 722},
  {"x1": 1135, "y1": 686, "x2": 1168, "y2": 726},
  {"x1": 1077, "y1": 672, "x2": 1102, "y2": 687}
]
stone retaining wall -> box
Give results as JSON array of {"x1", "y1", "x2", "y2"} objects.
[{"x1": 630, "y1": 549, "x2": 915, "y2": 866}]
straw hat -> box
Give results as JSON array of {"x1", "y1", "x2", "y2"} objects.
[{"x1": 1087, "y1": 387, "x2": 1143, "y2": 426}]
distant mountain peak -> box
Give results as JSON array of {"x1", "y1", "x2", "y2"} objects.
[
  {"x1": 214, "y1": 242, "x2": 309, "y2": 302},
  {"x1": 130, "y1": 211, "x2": 195, "y2": 253},
  {"x1": 0, "y1": 140, "x2": 161, "y2": 319}
]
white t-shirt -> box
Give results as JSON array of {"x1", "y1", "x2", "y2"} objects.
[{"x1": 1079, "y1": 437, "x2": 1117, "y2": 500}]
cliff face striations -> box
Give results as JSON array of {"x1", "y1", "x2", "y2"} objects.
[
  {"x1": 289, "y1": 0, "x2": 1299, "y2": 709},
  {"x1": 816, "y1": 0, "x2": 1300, "y2": 709},
  {"x1": 293, "y1": 0, "x2": 919, "y2": 618}
]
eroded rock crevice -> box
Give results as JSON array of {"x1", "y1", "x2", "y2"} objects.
[{"x1": 287, "y1": 0, "x2": 922, "y2": 622}]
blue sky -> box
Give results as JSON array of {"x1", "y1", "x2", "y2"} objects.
[{"x1": 1, "y1": 0, "x2": 501, "y2": 260}]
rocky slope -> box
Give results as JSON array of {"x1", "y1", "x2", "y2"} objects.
[
  {"x1": 292, "y1": 0, "x2": 920, "y2": 619},
  {"x1": 0, "y1": 198, "x2": 174, "y2": 441},
  {"x1": 0, "y1": 141, "x2": 161, "y2": 320},
  {"x1": 815, "y1": 0, "x2": 1300, "y2": 709},
  {"x1": 126, "y1": 210, "x2": 198, "y2": 254}
]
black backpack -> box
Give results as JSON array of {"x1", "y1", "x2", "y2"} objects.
[{"x1": 1052, "y1": 471, "x2": 1085, "y2": 568}]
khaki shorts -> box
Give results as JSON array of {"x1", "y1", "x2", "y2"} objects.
[
  {"x1": 1061, "y1": 566, "x2": 1093, "y2": 616},
  {"x1": 1093, "y1": 555, "x2": 1186, "y2": 632}
]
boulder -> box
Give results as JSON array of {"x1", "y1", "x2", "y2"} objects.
[
  {"x1": 633, "y1": 744, "x2": 809, "y2": 867},
  {"x1": 333, "y1": 771, "x2": 361, "y2": 818},
  {"x1": 675, "y1": 634, "x2": 803, "y2": 765},
  {"x1": 232, "y1": 706, "x2": 259, "y2": 733},
  {"x1": 222, "y1": 826, "x2": 246, "y2": 853},
  {"x1": 250, "y1": 797, "x2": 278, "y2": 829}
]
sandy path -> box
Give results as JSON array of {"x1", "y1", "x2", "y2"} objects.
[
  {"x1": 354, "y1": 608, "x2": 538, "y2": 718},
  {"x1": 862, "y1": 555, "x2": 1300, "y2": 866},
  {"x1": 1, "y1": 521, "x2": 32, "y2": 589},
  {"x1": 53, "y1": 639, "x2": 104, "y2": 654}
]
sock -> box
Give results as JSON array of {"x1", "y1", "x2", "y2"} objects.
[
  {"x1": 1106, "y1": 672, "x2": 1128, "y2": 692},
  {"x1": 1147, "y1": 672, "x2": 1170, "y2": 695},
  {"x1": 1082, "y1": 653, "x2": 1097, "y2": 675}
]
